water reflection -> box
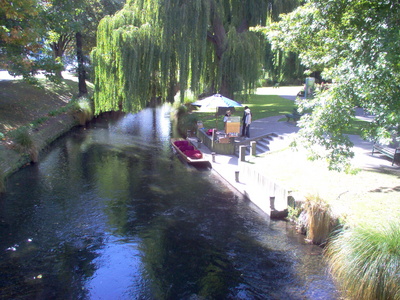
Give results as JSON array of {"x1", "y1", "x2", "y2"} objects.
[{"x1": 0, "y1": 105, "x2": 338, "y2": 299}]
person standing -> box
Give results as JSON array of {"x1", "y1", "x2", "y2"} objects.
[{"x1": 241, "y1": 106, "x2": 252, "y2": 138}]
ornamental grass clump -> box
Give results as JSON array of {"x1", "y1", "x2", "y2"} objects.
[
  {"x1": 325, "y1": 222, "x2": 400, "y2": 300},
  {"x1": 303, "y1": 195, "x2": 337, "y2": 245},
  {"x1": 11, "y1": 127, "x2": 38, "y2": 163}
]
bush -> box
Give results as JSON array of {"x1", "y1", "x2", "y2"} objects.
[
  {"x1": 325, "y1": 222, "x2": 400, "y2": 300},
  {"x1": 174, "y1": 105, "x2": 199, "y2": 137},
  {"x1": 11, "y1": 127, "x2": 33, "y2": 148},
  {"x1": 70, "y1": 97, "x2": 94, "y2": 125}
]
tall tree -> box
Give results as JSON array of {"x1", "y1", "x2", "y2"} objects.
[
  {"x1": 92, "y1": 0, "x2": 299, "y2": 115},
  {"x1": 266, "y1": 0, "x2": 400, "y2": 171},
  {"x1": 40, "y1": 0, "x2": 124, "y2": 91},
  {"x1": 0, "y1": 0, "x2": 44, "y2": 77}
]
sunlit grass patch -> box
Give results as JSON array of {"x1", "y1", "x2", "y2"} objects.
[{"x1": 191, "y1": 93, "x2": 297, "y2": 130}]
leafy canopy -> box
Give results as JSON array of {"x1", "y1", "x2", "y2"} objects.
[
  {"x1": 266, "y1": 0, "x2": 400, "y2": 171},
  {"x1": 0, "y1": 0, "x2": 44, "y2": 76},
  {"x1": 92, "y1": 0, "x2": 300, "y2": 115}
]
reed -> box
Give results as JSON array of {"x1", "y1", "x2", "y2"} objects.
[
  {"x1": 303, "y1": 195, "x2": 337, "y2": 245},
  {"x1": 325, "y1": 222, "x2": 400, "y2": 300}
]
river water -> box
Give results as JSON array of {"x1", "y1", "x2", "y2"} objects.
[{"x1": 0, "y1": 105, "x2": 338, "y2": 299}]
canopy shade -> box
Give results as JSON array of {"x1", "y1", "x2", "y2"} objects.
[
  {"x1": 192, "y1": 94, "x2": 243, "y2": 130},
  {"x1": 192, "y1": 94, "x2": 242, "y2": 108}
]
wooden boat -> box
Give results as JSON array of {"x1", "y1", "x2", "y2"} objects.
[{"x1": 171, "y1": 138, "x2": 210, "y2": 165}]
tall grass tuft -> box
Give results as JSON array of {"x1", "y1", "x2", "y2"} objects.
[
  {"x1": 303, "y1": 195, "x2": 337, "y2": 245},
  {"x1": 71, "y1": 97, "x2": 94, "y2": 125},
  {"x1": 10, "y1": 127, "x2": 38, "y2": 163},
  {"x1": 325, "y1": 222, "x2": 400, "y2": 300}
]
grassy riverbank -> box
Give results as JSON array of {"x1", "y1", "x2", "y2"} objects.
[{"x1": 0, "y1": 76, "x2": 93, "y2": 182}]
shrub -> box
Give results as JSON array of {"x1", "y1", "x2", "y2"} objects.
[
  {"x1": 70, "y1": 97, "x2": 94, "y2": 125},
  {"x1": 174, "y1": 105, "x2": 199, "y2": 137},
  {"x1": 11, "y1": 127, "x2": 33, "y2": 148},
  {"x1": 325, "y1": 222, "x2": 400, "y2": 300}
]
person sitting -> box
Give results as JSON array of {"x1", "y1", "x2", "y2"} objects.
[{"x1": 223, "y1": 110, "x2": 231, "y2": 123}]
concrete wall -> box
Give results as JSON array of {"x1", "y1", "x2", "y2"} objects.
[{"x1": 238, "y1": 159, "x2": 289, "y2": 218}]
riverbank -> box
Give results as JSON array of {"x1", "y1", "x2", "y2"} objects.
[
  {"x1": 0, "y1": 74, "x2": 92, "y2": 181},
  {"x1": 1, "y1": 78, "x2": 399, "y2": 231}
]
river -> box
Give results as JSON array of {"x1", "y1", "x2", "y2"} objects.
[{"x1": 0, "y1": 105, "x2": 338, "y2": 299}]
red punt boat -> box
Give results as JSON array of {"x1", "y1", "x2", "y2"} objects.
[{"x1": 170, "y1": 138, "x2": 209, "y2": 165}]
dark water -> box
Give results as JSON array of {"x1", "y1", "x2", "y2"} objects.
[{"x1": 0, "y1": 105, "x2": 338, "y2": 299}]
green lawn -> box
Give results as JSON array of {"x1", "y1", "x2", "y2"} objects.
[
  {"x1": 190, "y1": 91, "x2": 367, "y2": 135},
  {"x1": 191, "y1": 94, "x2": 297, "y2": 131}
]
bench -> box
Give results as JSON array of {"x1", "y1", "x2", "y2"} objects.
[
  {"x1": 285, "y1": 109, "x2": 302, "y2": 122},
  {"x1": 372, "y1": 144, "x2": 400, "y2": 166}
]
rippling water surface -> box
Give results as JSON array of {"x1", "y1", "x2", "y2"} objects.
[{"x1": 0, "y1": 105, "x2": 339, "y2": 299}]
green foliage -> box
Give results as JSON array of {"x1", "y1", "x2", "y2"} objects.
[
  {"x1": 0, "y1": 0, "x2": 44, "y2": 74},
  {"x1": 9, "y1": 126, "x2": 39, "y2": 162},
  {"x1": 325, "y1": 222, "x2": 400, "y2": 300},
  {"x1": 69, "y1": 96, "x2": 94, "y2": 125},
  {"x1": 10, "y1": 127, "x2": 33, "y2": 148},
  {"x1": 266, "y1": 0, "x2": 400, "y2": 171},
  {"x1": 30, "y1": 117, "x2": 49, "y2": 128},
  {"x1": 92, "y1": 0, "x2": 301, "y2": 115},
  {"x1": 174, "y1": 105, "x2": 199, "y2": 137},
  {"x1": 287, "y1": 205, "x2": 302, "y2": 222}
]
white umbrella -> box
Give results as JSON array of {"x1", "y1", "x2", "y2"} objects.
[
  {"x1": 192, "y1": 94, "x2": 243, "y2": 108},
  {"x1": 192, "y1": 94, "x2": 242, "y2": 129}
]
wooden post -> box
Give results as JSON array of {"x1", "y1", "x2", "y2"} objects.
[
  {"x1": 250, "y1": 141, "x2": 256, "y2": 156},
  {"x1": 270, "y1": 196, "x2": 275, "y2": 210},
  {"x1": 239, "y1": 145, "x2": 246, "y2": 162}
]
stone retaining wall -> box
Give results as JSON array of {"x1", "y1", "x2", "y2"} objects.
[{"x1": 238, "y1": 159, "x2": 291, "y2": 218}]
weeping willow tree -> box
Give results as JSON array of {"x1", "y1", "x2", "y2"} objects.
[{"x1": 92, "y1": 0, "x2": 300, "y2": 115}]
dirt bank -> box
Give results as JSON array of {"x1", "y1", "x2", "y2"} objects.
[{"x1": 0, "y1": 77, "x2": 91, "y2": 179}]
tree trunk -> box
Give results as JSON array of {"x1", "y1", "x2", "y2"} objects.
[
  {"x1": 51, "y1": 43, "x2": 64, "y2": 79},
  {"x1": 76, "y1": 32, "x2": 87, "y2": 96},
  {"x1": 50, "y1": 34, "x2": 73, "y2": 79}
]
